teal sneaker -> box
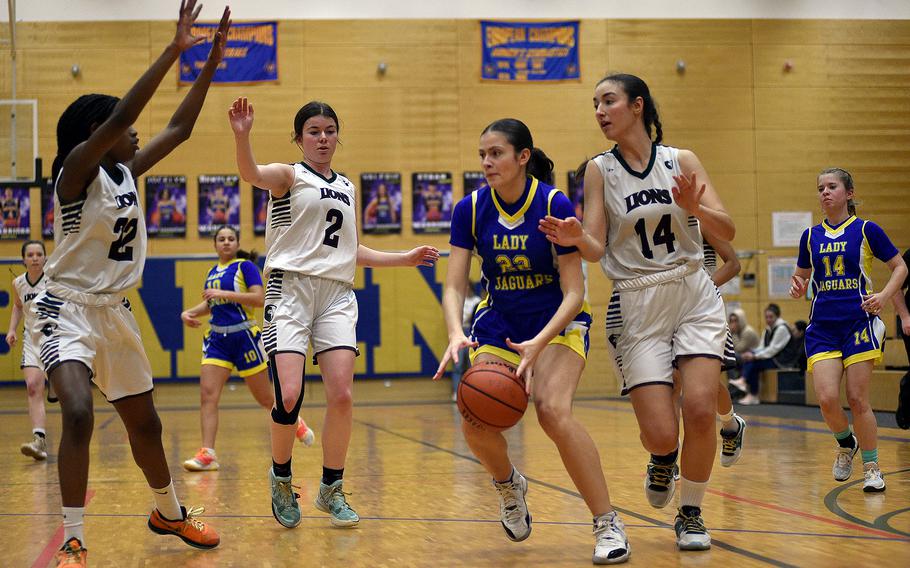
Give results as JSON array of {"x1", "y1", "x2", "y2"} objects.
[
  {"x1": 269, "y1": 468, "x2": 301, "y2": 528},
  {"x1": 314, "y1": 480, "x2": 359, "y2": 527}
]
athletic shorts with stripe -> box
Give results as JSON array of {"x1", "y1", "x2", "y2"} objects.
[
  {"x1": 469, "y1": 301, "x2": 592, "y2": 366},
  {"x1": 20, "y1": 328, "x2": 41, "y2": 369},
  {"x1": 261, "y1": 270, "x2": 359, "y2": 358},
  {"x1": 27, "y1": 289, "x2": 153, "y2": 402},
  {"x1": 202, "y1": 325, "x2": 268, "y2": 377},
  {"x1": 606, "y1": 267, "x2": 727, "y2": 395},
  {"x1": 805, "y1": 316, "x2": 885, "y2": 373}
]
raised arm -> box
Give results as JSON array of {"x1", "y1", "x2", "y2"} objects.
[
  {"x1": 130, "y1": 7, "x2": 232, "y2": 177},
  {"x1": 538, "y1": 160, "x2": 608, "y2": 263},
  {"x1": 57, "y1": 0, "x2": 209, "y2": 202},
  {"x1": 228, "y1": 97, "x2": 295, "y2": 196},
  {"x1": 674, "y1": 149, "x2": 735, "y2": 242}
]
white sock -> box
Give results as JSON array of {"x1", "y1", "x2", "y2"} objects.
[
  {"x1": 33, "y1": 428, "x2": 46, "y2": 437},
  {"x1": 62, "y1": 506, "x2": 85, "y2": 544},
  {"x1": 151, "y1": 480, "x2": 183, "y2": 521},
  {"x1": 679, "y1": 477, "x2": 708, "y2": 509},
  {"x1": 717, "y1": 409, "x2": 736, "y2": 432}
]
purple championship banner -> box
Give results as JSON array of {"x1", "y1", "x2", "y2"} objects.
[
  {"x1": 198, "y1": 175, "x2": 240, "y2": 236},
  {"x1": 412, "y1": 172, "x2": 452, "y2": 234},
  {"x1": 0, "y1": 186, "x2": 30, "y2": 239},
  {"x1": 179, "y1": 21, "x2": 278, "y2": 85},
  {"x1": 567, "y1": 170, "x2": 585, "y2": 221},
  {"x1": 146, "y1": 176, "x2": 187, "y2": 237},
  {"x1": 361, "y1": 172, "x2": 402, "y2": 234},
  {"x1": 41, "y1": 179, "x2": 54, "y2": 239}
]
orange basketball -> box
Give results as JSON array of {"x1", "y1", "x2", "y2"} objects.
[{"x1": 457, "y1": 361, "x2": 528, "y2": 431}]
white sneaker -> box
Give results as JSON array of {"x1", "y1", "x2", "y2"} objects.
[
  {"x1": 20, "y1": 434, "x2": 48, "y2": 460},
  {"x1": 593, "y1": 511, "x2": 630, "y2": 564},
  {"x1": 833, "y1": 437, "x2": 858, "y2": 481},
  {"x1": 674, "y1": 506, "x2": 711, "y2": 550},
  {"x1": 862, "y1": 462, "x2": 885, "y2": 493},
  {"x1": 493, "y1": 469, "x2": 531, "y2": 542},
  {"x1": 183, "y1": 447, "x2": 219, "y2": 471},
  {"x1": 295, "y1": 418, "x2": 315, "y2": 447},
  {"x1": 720, "y1": 415, "x2": 747, "y2": 467}
]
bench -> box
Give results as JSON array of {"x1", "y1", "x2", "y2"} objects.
[{"x1": 758, "y1": 368, "x2": 804, "y2": 404}]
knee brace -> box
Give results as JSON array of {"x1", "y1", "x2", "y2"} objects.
[{"x1": 269, "y1": 355, "x2": 305, "y2": 425}]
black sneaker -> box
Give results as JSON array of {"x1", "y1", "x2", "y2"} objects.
[
  {"x1": 674, "y1": 506, "x2": 711, "y2": 550},
  {"x1": 644, "y1": 460, "x2": 676, "y2": 508}
]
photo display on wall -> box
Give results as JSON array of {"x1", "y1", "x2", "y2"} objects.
[
  {"x1": 146, "y1": 176, "x2": 187, "y2": 237},
  {"x1": 566, "y1": 170, "x2": 584, "y2": 220},
  {"x1": 253, "y1": 186, "x2": 269, "y2": 236},
  {"x1": 361, "y1": 172, "x2": 401, "y2": 234},
  {"x1": 41, "y1": 179, "x2": 54, "y2": 239},
  {"x1": 463, "y1": 171, "x2": 486, "y2": 197},
  {"x1": 412, "y1": 172, "x2": 452, "y2": 234},
  {"x1": 0, "y1": 185, "x2": 30, "y2": 240},
  {"x1": 198, "y1": 174, "x2": 240, "y2": 236}
]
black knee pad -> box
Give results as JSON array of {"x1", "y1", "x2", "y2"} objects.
[{"x1": 269, "y1": 354, "x2": 305, "y2": 425}]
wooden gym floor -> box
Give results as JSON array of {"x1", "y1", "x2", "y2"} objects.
[{"x1": 1, "y1": 379, "x2": 908, "y2": 567}]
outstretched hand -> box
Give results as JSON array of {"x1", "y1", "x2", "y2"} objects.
[
  {"x1": 538, "y1": 215, "x2": 584, "y2": 247},
  {"x1": 228, "y1": 97, "x2": 254, "y2": 135},
  {"x1": 173, "y1": 0, "x2": 207, "y2": 52},
  {"x1": 504, "y1": 337, "x2": 542, "y2": 395},
  {"x1": 433, "y1": 334, "x2": 479, "y2": 381},
  {"x1": 206, "y1": 7, "x2": 232, "y2": 64},
  {"x1": 671, "y1": 172, "x2": 706, "y2": 215},
  {"x1": 404, "y1": 246, "x2": 441, "y2": 267}
]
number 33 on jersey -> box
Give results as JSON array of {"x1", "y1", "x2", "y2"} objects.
[{"x1": 263, "y1": 162, "x2": 358, "y2": 285}]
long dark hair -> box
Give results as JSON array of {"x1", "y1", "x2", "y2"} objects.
[
  {"x1": 52, "y1": 94, "x2": 120, "y2": 183},
  {"x1": 481, "y1": 118, "x2": 554, "y2": 185},
  {"x1": 597, "y1": 73, "x2": 663, "y2": 144},
  {"x1": 213, "y1": 225, "x2": 258, "y2": 263},
  {"x1": 20, "y1": 239, "x2": 46, "y2": 259}
]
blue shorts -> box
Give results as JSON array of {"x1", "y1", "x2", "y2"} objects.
[
  {"x1": 805, "y1": 317, "x2": 885, "y2": 373},
  {"x1": 202, "y1": 325, "x2": 268, "y2": 377},
  {"x1": 469, "y1": 301, "x2": 592, "y2": 366}
]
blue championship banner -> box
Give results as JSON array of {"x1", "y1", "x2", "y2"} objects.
[
  {"x1": 481, "y1": 21, "x2": 579, "y2": 81},
  {"x1": 179, "y1": 21, "x2": 278, "y2": 85}
]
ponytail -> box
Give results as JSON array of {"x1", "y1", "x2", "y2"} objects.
[
  {"x1": 237, "y1": 249, "x2": 259, "y2": 264},
  {"x1": 527, "y1": 147, "x2": 554, "y2": 186}
]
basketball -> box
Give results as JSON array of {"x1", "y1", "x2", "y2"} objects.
[{"x1": 457, "y1": 361, "x2": 528, "y2": 431}]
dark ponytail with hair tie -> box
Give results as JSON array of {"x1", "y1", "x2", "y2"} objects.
[{"x1": 481, "y1": 118, "x2": 554, "y2": 185}]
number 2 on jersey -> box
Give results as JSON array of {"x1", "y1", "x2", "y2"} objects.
[
  {"x1": 108, "y1": 217, "x2": 138, "y2": 261},
  {"x1": 323, "y1": 208, "x2": 343, "y2": 248},
  {"x1": 634, "y1": 214, "x2": 677, "y2": 260}
]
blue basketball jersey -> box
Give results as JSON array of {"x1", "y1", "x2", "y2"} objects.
[
  {"x1": 450, "y1": 176, "x2": 577, "y2": 315},
  {"x1": 205, "y1": 259, "x2": 263, "y2": 327},
  {"x1": 797, "y1": 216, "x2": 898, "y2": 324}
]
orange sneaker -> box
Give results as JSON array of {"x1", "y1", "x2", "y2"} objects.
[
  {"x1": 55, "y1": 537, "x2": 87, "y2": 567},
  {"x1": 183, "y1": 448, "x2": 219, "y2": 471},
  {"x1": 296, "y1": 418, "x2": 315, "y2": 447},
  {"x1": 148, "y1": 506, "x2": 220, "y2": 549}
]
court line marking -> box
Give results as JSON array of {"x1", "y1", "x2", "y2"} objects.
[
  {"x1": 357, "y1": 419, "x2": 798, "y2": 568},
  {"x1": 31, "y1": 489, "x2": 95, "y2": 568},
  {"x1": 823, "y1": 468, "x2": 910, "y2": 539}
]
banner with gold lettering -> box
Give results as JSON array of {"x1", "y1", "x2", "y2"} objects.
[
  {"x1": 481, "y1": 21, "x2": 579, "y2": 81},
  {"x1": 179, "y1": 21, "x2": 278, "y2": 84}
]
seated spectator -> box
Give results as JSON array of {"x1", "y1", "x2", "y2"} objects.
[
  {"x1": 727, "y1": 308, "x2": 760, "y2": 380},
  {"x1": 789, "y1": 320, "x2": 808, "y2": 375},
  {"x1": 734, "y1": 303, "x2": 792, "y2": 405}
]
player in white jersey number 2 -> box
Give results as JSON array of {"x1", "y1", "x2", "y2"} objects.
[
  {"x1": 540, "y1": 73, "x2": 736, "y2": 552},
  {"x1": 229, "y1": 97, "x2": 439, "y2": 530},
  {"x1": 33, "y1": 4, "x2": 230, "y2": 565}
]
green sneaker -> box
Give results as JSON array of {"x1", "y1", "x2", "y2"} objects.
[
  {"x1": 269, "y1": 468, "x2": 301, "y2": 528},
  {"x1": 314, "y1": 480, "x2": 359, "y2": 527}
]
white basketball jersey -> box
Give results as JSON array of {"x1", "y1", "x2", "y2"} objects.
[
  {"x1": 45, "y1": 163, "x2": 146, "y2": 294},
  {"x1": 13, "y1": 272, "x2": 47, "y2": 314},
  {"x1": 594, "y1": 144, "x2": 703, "y2": 281},
  {"x1": 264, "y1": 163, "x2": 358, "y2": 284}
]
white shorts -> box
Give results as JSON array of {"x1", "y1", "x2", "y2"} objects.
[
  {"x1": 261, "y1": 270, "x2": 359, "y2": 359},
  {"x1": 20, "y1": 328, "x2": 41, "y2": 369},
  {"x1": 28, "y1": 288, "x2": 153, "y2": 402},
  {"x1": 606, "y1": 266, "x2": 727, "y2": 395}
]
